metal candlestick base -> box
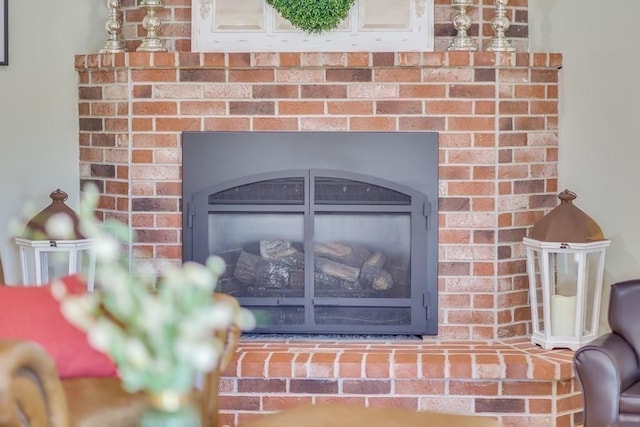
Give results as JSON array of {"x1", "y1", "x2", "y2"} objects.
[
  {"x1": 486, "y1": 0, "x2": 515, "y2": 52},
  {"x1": 100, "y1": 0, "x2": 126, "y2": 54},
  {"x1": 137, "y1": 0, "x2": 167, "y2": 52},
  {"x1": 447, "y1": 0, "x2": 477, "y2": 52}
]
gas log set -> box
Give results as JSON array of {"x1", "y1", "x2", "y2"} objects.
[{"x1": 218, "y1": 240, "x2": 408, "y2": 298}]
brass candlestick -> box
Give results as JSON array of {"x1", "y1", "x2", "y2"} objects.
[
  {"x1": 486, "y1": 0, "x2": 515, "y2": 52},
  {"x1": 100, "y1": 0, "x2": 126, "y2": 53},
  {"x1": 137, "y1": 0, "x2": 167, "y2": 52},
  {"x1": 447, "y1": 0, "x2": 477, "y2": 52}
]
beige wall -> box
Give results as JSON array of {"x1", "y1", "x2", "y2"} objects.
[
  {"x1": 530, "y1": 0, "x2": 640, "y2": 331},
  {"x1": 0, "y1": 1, "x2": 104, "y2": 282},
  {"x1": 529, "y1": 0, "x2": 640, "y2": 285}
]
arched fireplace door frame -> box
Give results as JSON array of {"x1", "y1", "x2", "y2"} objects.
[{"x1": 184, "y1": 168, "x2": 438, "y2": 335}]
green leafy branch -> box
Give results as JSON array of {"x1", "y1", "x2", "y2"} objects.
[{"x1": 266, "y1": 0, "x2": 356, "y2": 34}]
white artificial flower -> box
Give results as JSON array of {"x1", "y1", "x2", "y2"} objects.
[
  {"x1": 87, "y1": 319, "x2": 116, "y2": 352},
  {"x1": 206, "y1": 256, "x2": 226, "y2": 278},
  {"x1": 60, "y1": 296, "x2": 98, "y2": 329},
  {"x1": 178, "y1": 311, "x2": 211, "y2": 339},
  {"x1": 91, "y1": 235, "x2": 121, "y2": 262},
  {"x1": 96, "y1": 269, "x2": 137, "y2": 318},
  {"x1": 50, "y1": 279, "x2": 68, "y2": 301},
  {"x1": 20, "y1": 202, "x2": 38, "y2": 222},
  {"x1": 160, "y1": 264, "x2": 183, "y2": 291},
  {"x1": 237, "y1": 308, "x2": 258, "y2": 331},
  {"x1": 137, "y1": 264, "x2": 158, "y2": 286},
  {"x1": 181, "y1": 261, "x2": 214, "y2": 290},
  {"x1": 175, "y1": 339, "x2": 218, "y2": 372},
  {"x1": 138, "y1": 295, "x2": 174, "y2": 340},
  {"x1": 189, "y1": 343, "x2": 219, "y2": 372},
  {"x1": 7, "y1": 218, "x2": 26, "y2": 237},
  {"x1": 45, "y1": 213, "x2": 75, "y2": 239},
  {"x1": 123, "y1": 338, "x2": 152, "y2": 369},
  {"x1": 206, "y1": 302, "x2": 234, "y2": 329}
]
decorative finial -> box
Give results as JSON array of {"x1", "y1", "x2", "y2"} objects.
[{"x1": 558, "y1": 189, "x2": 577, "y2": 204}]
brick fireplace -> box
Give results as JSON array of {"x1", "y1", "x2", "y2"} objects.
[
  {"x1": 76, "y1": 49, "x2": 563, "y2": 340},
  {"x1": 75, "y1": 49, "x2": 581, "y2": 426},
  {"x1": 71, "y1": 3, "x2": 588, "y2": 426}
]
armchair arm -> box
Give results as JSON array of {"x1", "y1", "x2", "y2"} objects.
[
  {"x1": 574, "y1": 332, "x2": 639, "y2": 427},
  {"x1": 0, "y1": 340, "x2": 69, "y2": 427},
  {"x1": 200, "y1": 294, "x2": 242, "y2": 427}
]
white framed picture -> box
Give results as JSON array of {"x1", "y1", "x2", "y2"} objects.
[
  {"x1": 0, "y1": 0, "x2": 7, "y2": 66},
  {"x1": 192, "y1": 0, "x2": 434, "y2": 53}
]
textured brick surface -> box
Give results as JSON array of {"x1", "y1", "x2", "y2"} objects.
[
  {"x1": 215, "y1": 338, "x2": 581, "y2": 426},
  {"x1": 76, "y1": 51, "x2": 561, "y2": 341}
]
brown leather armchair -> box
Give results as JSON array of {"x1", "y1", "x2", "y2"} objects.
[
  {"x1": 574, "y1": 279, "x2": 640, "y2": 427},
  {"x1": 0, "y1": 309, "x2": 240, "y2": 427}
]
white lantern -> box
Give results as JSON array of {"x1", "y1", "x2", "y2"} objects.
[
  {"x1": 15, "y1": 189, "x2": 95, "y2": 290},
  {"x1": 524, "y1": 190, "x2": 610, "y2": 351}
]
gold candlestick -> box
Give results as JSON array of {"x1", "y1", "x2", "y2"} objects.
[
  {"x1": 447, "y1": 0, "x2": 477, "y2": 52},
  {"x1": 100, "y1": 0, "x2": 126, "y2": 53},
  {"x1": 137, "y1": 0, "x2": 167, "y2": 52},
  {"x1": 486, "y1": 0, "x2": 515, "y2": 52}
]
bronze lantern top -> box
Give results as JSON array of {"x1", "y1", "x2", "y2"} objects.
[
  {"x1": 22, "y1": 189, "x2": 85, "y2": 240},
  {"x1": 528, "y1": 189, "x2": 606, "y2": 243}
]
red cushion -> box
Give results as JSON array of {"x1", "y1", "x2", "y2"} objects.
[{"x1": 0, "y1": 275, "x2": 117, "y2": 379}]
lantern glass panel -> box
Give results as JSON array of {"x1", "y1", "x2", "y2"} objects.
[
  {"x1": 552, "y1": 252, "x2": 578, "y2": 296},
  {"x1": 548, "y1": 252, "x2": 579, "y2": 336},
  {"x1": 531, "y1": 249, "x2": 544, "y2": 332},
  {"x1": 46, "y1": 252, "x2": 72, "y2": 280},
  {"x1": 582, "y1": 251, "x2": 602, "y2": 334}
]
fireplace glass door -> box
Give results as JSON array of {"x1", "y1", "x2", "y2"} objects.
[{"x1": 195, "y1": 169, "x2": 428, "y2": 334}]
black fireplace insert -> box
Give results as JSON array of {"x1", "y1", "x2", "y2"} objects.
[{"x1": 182, "y1": 132, "x2": 438, "y2": 335}]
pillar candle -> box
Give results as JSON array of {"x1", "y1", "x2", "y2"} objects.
[{"x1": 550, "y1": 294, "x2": 577, "y2": 336}]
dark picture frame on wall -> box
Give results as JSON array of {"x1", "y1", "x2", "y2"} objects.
[{"x1": 0, "y1": 0, "x2": 7, "y2": 66}]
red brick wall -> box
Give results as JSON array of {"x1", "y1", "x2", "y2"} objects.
[
  {"x1": 116, "y1": 0, "x2": 529, "y2": 53},
  {"x1": 75, "y1": 50, "x2": 561, "y2": 341}
]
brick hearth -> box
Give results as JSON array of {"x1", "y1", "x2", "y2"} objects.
[
  {"x1": 75, "y1": 50, "x2": 581, "y2": 426},
  {"x1": 219, "y1": 338, "x2": 579, "y2": 427}
]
